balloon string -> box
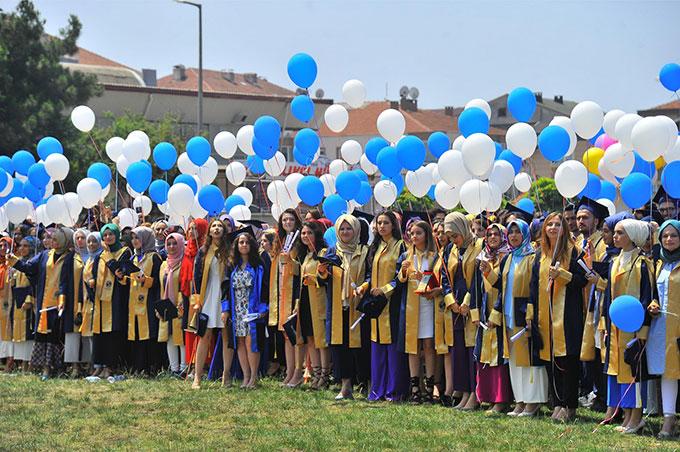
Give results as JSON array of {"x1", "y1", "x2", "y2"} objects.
[{"x1": 87, "y1": 133, "x2": 129, "y2": 208}]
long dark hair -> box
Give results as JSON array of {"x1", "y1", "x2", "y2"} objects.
[
  {"x1": 202, "y1": 219, "x2": 230, "y2": 264},
  {"x1": 230, "y1": 232, "x2": 262, "y2": 268},
  {"x1": 277, "y1": 208, "x2": 302, "y2": 244},
  {"x1": 297, "y1": 220, "x2": 326, "y2": 260},
  {"x1": 369, "y1": 210, "x2": 401, "y2": 259}
]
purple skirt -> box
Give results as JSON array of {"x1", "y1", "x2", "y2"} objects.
[{"x1": 476, "y1": 363, "x2": 513, "y2": 403}]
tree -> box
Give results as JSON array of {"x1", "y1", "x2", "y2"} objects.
[
  {"x1": 396, "y1": 189, "x2": 434, "y2": 211},
  {"x1": 528, "y1": 177, "x2": 562, "y2": 214}
]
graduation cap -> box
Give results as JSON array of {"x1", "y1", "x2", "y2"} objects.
[
  {"x1": 352, "y1": 210, "x2": 375, "y2": 224},
  {"x1": 563, "y1": 202, "x2": 576, "y2": 212},
  {"x1": 226, "y1": 225, "x2": 255, "y2": 243},
  {"x1": 154, "y1": 299, "x2": 179, "y2": 320},
  {"x1": 352, "y1": 211, "x2": 375, "y2": 245},
  {"x1": 654, "y1": 185, "x2": 678, "y2": 205},
  {"x1": 356, "y1": 292, "x2": 388, "y2": 318},
  {"x1": 475, "y1": 212, "x2": 497, "y2": 228},
  {"x1": 577, "y1": 196, "x2": 610, "y2": 221},
  {"x1": 283, "y1": 314, "x2": 298, "y2": 345},
  {"x1": 240, "y1": 219, "x2": 268, "y2": 230},
  {"x1": 641, "y1": 210, "x2": 665, "y2": 225},
  {"x1": 505, "y1": 203, "x2": 533, "y2": 224},
  {"x1": 400, "y1": 210, "x2": 427, "y2": 236}
]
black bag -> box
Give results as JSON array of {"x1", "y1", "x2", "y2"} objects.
[
  {"x1": 196, "y1": 313, "x2": 210, "y2": 337},
  {"x1": 624, "y1": 339, "x2": 649, "y2": 382},
  {"x1": 154, "y1": 299, "x2": 179, "y2": 320},
  {"x1": 357, "y1": 292, "x2": 388, "y2": 319},
  {"x1": 283, "y1": 313, "x2": 298, "y2": 346}
]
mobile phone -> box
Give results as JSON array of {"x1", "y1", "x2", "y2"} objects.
[{"x1": 135, "y1": 206, "x2": 143, "y2": 215}]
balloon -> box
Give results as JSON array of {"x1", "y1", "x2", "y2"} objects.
[
  {"x1": 340, "y1": 140, "x2": 362, "y2": 165},
  {"x1": 198, "y1": 157, "x2": 218, "y2": 185},
  {"x1": 264, "y1": 152, "x2": 286, "y2": 177},
  {"x1": 197, "y1": 185, "x2": 225, "y2": 216},
  {"x1": 355, "y1": 181, "x2": 372, "y2": 205},
  {"x1": 377, "y1": 109, "x2": 406, "y2": 143},
  {"x1": 597, "y1": 198, "x2": 616, "y2": 216},
  {"x1": 175, "y1": 152, "x2": 196, "y2": 175},
  {"x1": 594, "y1": 133, "x2": 617, "y2": 151},
  {"x1": 329, "y1": 159, "x2": 348, "y2": 177},
  {"x1": 514, "y1": 172, "x2": 532, "y2": 193},
  {"x1": 360, "y1": 154, "x2": 378, "y2": 175},
  {"x1": 489, "y1": 160, "x2": 515, "y2": 193},
  {"x1": 294, "y1": 128, "x2": 320, "y2": 156},
  {"x1": 658, "y1": 115, "x2": 680, "y2": 153},
  {"x1": 105, "y1": 137, "x2": 124, "y2": 161},
  {"x1": 132, "y1": 195, "x2": 152, "y2": 216},
  {"x1": 36, "y1": 137, "x2": 63, "y2": 160},
  {"x1": 614, "y1": 113, "x2": 642, "y2": 150},
  {"x1": 285, "y1": 173, "x2": 304, "y2": 201},
  {"x1": 245, "y1": 155, "x2": 265, "y2": 175},
  {"x1": 185, "y1": 136, "x2": 211, "y2": 166},
  {"x1": 458, "y1": 107, "x2": 489, "y2": 138},
  {"x1": 664, "y1": 136, "x2": 680, "y2": 163},
  {"x1": 659, "y1": 63, "x2": 680, "y2": 92},
  {"x1": 579, "y1": 173, "x2": 602, "y2": 199},
  {"x1": 620, "y1": 173, "x2": 652, "y2": 209},
  {"x1": 497, "y1": 150, "x2": 521, "y2": 174},
  {"x1": 267, "y1": 181, "x2": 289, "y2": 206},
  {"x1": 287, "y1": 52, "x2": 317, "y2": 89},
  {"x1": 603, "y1": 109, "x2": 625, "y2": 138},
  {"x1": 225, "y1": 162, "x2": 247, "y2": 186},
  {"x1": 252, "y1": 135, "x2": 277, "y2": 160},
  {"x1": 320, "y1": 174, "x2": 335, "y2": 196},
  {"x1": 582, "y1": 147, "x2": 605, "y2": 175},
  {"x1": 149, "y1": 179, "x2": 170, "y2": 204},
  {"x1": 335, "y1": 171, "x2": 360, "y2": 201},
  {"x1": 602, "y1": 143, "x2": 635, "y2": 178},
  {"x1": 293, "y1": 146, "x2": 314, "y2": 166},
  {"x1": 27, "y1": 163, "x2": 50, "y2": 188},
  {"x1": 570, "y1": 101, "x2": 603, "y2": 139},
  {"x1": 0, "y1": 174, "x2": 12, "y2": 198},
  {"x1": 70, "y1": 105, "x2": 95, "y2": 132},
  {"x1": 365, "y1": 137, "x2": 389, "y2": 164},
  {"x1": 438, "y1": 150, "x2": 471, "y2": 187},
  {"x1": 291, "y1": 95, "x2": 314, "y2": 123},
  {"x1": 459, "y1": 179, "x2": 491, "y2": 215},
  {"x1": 126, "y1": 161, "x2": 152, "y2": 193},
  {"x1": 609, "y1": 295, "x2": 645, "y2": 333},
  {"x1": 174, "y1": 173, "x2": 198, "y2": 194},
  {"x1": 538, "y1": 125, "x2": 570, "y2": 161},
  {"x1": 297, "y1": 176, "x2": 324, "y2": 206},
  {"x1": 12, "y1": 150, "x2": 35, "y2": 176},
  {"x1": 434, "y1": 181, "x2": 460, "y2": 209},
  {"x1": 598, "y1": 180, "x2": 617, "y2": 202},
  {"x1": 232, "y1": 187, "x2": 252, "y2": 207},
  {"x1": 405, "y1": 167, "x2": 433, "y2": 198},
  {"x1": 549, "y1": 116, "x2": 577, "y2": 157},
  {"x1": 464, "y1": 98, "x2": 491, "y2": 118},
  {"x1": 461, "y1": 133, "x2": 495, "y2": 177},
  {"x1": 122, "y1": 136, "x2": 146, "y2": 163},
  {"x1": 0, "y1": 156, "x2": 14, "y2": 175},
  {"x1": 382, "y1": 173, "x2": 404, "y2": 194},
  {"x1": 23, "y1": 182, "x2": 44, "y2": 203},
  {"x1": 5, "y1": 198, "x2": 30, "y2": 224},
  {"x1": 506, "y1": 122, "x2": 537, "y2": 159},
  {"x1": 427, "y1": 132, "x2": 450, "y2": 159},
  {"x1": 631, "y1": 152, "x2": 656, "y2": 178},
  {"x1": 115, "y1": 207, "x2": 137, "y2": 229},
  {"x1": 452, "y1": 135, "x2": 465, "y2": 151},
  {"x1": 126, "y1": 183, "x2": 143, "y2": 199},
  {"x1": 224, "y1": 194, "x2": 245, "y2": 213},
  {"x1": 554, "y1": 160, "x2": 588, "y2": 198},
  {"x1": 517, "y1": 198, "x2": 535, "y2": 215},
  {"x1": 342, "y1": 79, "x2": 366, "y2": 108},
  {"x1": 374, "y1": 180, "x2": 398, "y2": 207},
  {"x1": 214, "y1": 131, "x2": 237, "y2": 159},
  {"x1": 236, "y1": 125, "x2": 255, "y2": 156},
  {"x1": 396, "y1": 135, "x2": 426, "y2": 171},
  {"x1": 229, "y1": 205, "x2": 251, "y2": 222},
  {"x1": 507, "y1": 87, "x2": 536, "y2": 122},
  {"x1": 253, "y1": 115, "x2": 281, "y2": 149},
  {"x1": 76, "y1": 178, "x2": 102, "y2": 208},
  {"x1": 322, "y1": 194, "x2": 348, "y2": 223},
  {"x1": 324, "y1": 226, "x2": 337, "y2": 248},
  {"x1": 631, "y1": 116, "x2": 670, "y2": 162},
  {"x1": 324, "y1": 104, "x2": 349, "y2": 133},
  {"x1": 376, "y1": 146, "x2": 400, "y2": 178},
  {"x1": 87, "y1": 162, "x2": 112, "y2": 189},
  {"x1": 662, "y1": 161, "x2": 680, "y2": 198},
  {"x1": 152, "y1": 142, "x2": 177, "y2": 171},
  {"x1": 167, "y1": 183, "x2": 194, "y2": 217}
]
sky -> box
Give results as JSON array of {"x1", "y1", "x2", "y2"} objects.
[{"x1": 6, "y1": 0, "x2": 680, "y2": 112}]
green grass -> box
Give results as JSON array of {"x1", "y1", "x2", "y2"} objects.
[{"x1": 0, "y1": 374, "x2": 675, "y2": 451}]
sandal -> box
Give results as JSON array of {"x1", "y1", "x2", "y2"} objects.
[
  {"x1": 309, "y1": 366, "x2": 322, "y2": 390},
  {"x1": 409, "y1": 377, "x2": 422, "y2": 404},
  {"x1": 316, "y1": 368, "x2": 331, "y2": 390},
  {"x1": 423, "y1": 376, "x2": 435, "y2": 404}
]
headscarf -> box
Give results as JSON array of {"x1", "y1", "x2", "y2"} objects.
[
  {"x1": 220, "y1": 214, "x2": 235, "y2": 232},
  {"x1": 52, "y1": 227, "x2": 74, "y2": 255},
  {"x1": 481, "y1": 223, "x2": 512, "y2": 261},
  {"x1": 165, "y1": 232, "x2": 185, "y2": 271},
  {"x1": 131, "y1": 226, "x2": 155, "y2": 256},
  {"x1": 153, "y1": 220, "x2": 168, "y2": 251},
  {"x1": 444, "y1": 212, "x2": 474, "y2": 249},
  {"x1": 73, "y1": 228, "x2": 89, "y2": 260},
  {"x1": 0, "y1": 237, "x2": 13, "y2": 290},
  {"x1": 22, "y1": 236, "x2": 41, "y2": 259},
  {"x1": 181, "y1": 218, "x2": 209, "y2": 296},
  {"x1": 658, "y1": 220, "x2": 680, "y2": 264},
  {"x1": 100, "y1": 223, "x2": 122, "y2": 252},
  {"x1": 507, "y1": 219, "x2": 534, "y2": 257},
  {"x1": 86, "y1": 231, "x2": 103, "y2": 260},
  {"x1": 334, "y1": 214, "x2": 360, "y2": 255},
  {"x1": 619, "y1": 219, "x2": 650, "y2": 249}
]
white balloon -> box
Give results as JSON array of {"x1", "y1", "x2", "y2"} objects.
[
  {"x1": 100, "y1": 183, "x2": 111, "y2": 201},
  {"x1": 340, "y1": 140, "x2": 362, "y2": 165},
  {"x1": 128, "y1": 130, "x2": 150, "y2": 147},
  {"x1": 614, "y1": 113, "x2": 642, "y2": 150},
  {"x1": 264, "y1": 152, "x2": 286, "y2": 177},
  {"x1": 570, "y1": 100, "x2": 603, "y2": 139},
  {"x1": 236, "y1": 125, "x2": 255, "y2": 156},
  {"x1": 464, "y1": 98, "x2": 491, "y2": 119},
  {"x1": 377, "y1": 109, "x2": 406, "y2": 143},
  {"x1": 342, "y1": 79, "x2": 367, "y2": 108},
  {"x1": 657, "y1": 115, "x2": 679, "y2": 153},
  {"x1": 214, "y1": 131, "x2": 237, "y2": 159},
  {"x1": 461, "y1": 133, "x2": 495, "y2": 177},
  {"x1": 43, "y1": 181, "x2": 54, "y2": 199},
  {"x1": 597, "y1": 198, "x2": 617, "y2": 216},
  {"x1": 602, "y1": 143, "x2": 635, "y2": 178},
  {"x1": 44, "y1": 153, "x2": 70, "y2": 181},
  {"x1": 225, "y1": 161, "x2": 247, "y2": 186},
  {"x1": 486, "y1": 182, "x2": 503, "y2": 212},
  {"x1": 63, "y1": 192, "x2": 82, "y2": 226},
  {"x1": 267, "y1": 180, "x2": 289, "y2": 205},
  {"x1": 434, "y1": 181, "x2": 460, "y2": 209},
  {"x1": 198, "y1": 157, "x2": 218, "y2": 185},
  {"x1": 105, "y1": 136, "x2": 124, "y2": 161},
  {"x1": 360, "y1": 154, "x2": 378, "y2": 175},
  {"x1": 427, "y1": 163, "x2": 441, "y2": 184},
  {"x1": 549, "y1": 116, "x2": 577, "y2": 156},
  {"x1": 329, "y1": 159, "x2": 348, "y2": 177},
  {"x1": 5, "y1": 198, "x2": 30, "y2": 224},
  {"x1": 46, "y1": 194, "x2": 67, "y2": 224},
  {"x1": 190, "y1": 197, "x2": 207, "y2": 219},
  {"x1": 126, "y1": 184, "x2": 142, "y2": 199},
  {"x1": 77, "y1": 178, "x2": 103, "y2": 208},
  {"x1": 35, "y1": 204, "x2": 49, "y2": 225},
  {"x1": 631, "y1": 116, "x2": 669, "y2": 162},
  {"x1": 117, "y1": 208, "x2": 138, "y2": 229},
  {"x1": 284, "y1": 173, "x2": 304, "y2": 204},
  {"x1": 459, "y1": 179, "x2": 490, "y2": 215},
  {"x1": 229, "y1": 205, "x2": 251, "y2": 221},
  {"x1": 157, "y1": 202, "x2": 169, "y2": 215},
  {"x1": 374, "y1": 180, "x2": 398, "y2": 207},
  {"x1": 0, "y1": 208, "x2": 7, "y2": 232},
  {"x1": 489, "y1": 160, "x2": 515, "y2": 193},
  {"x1": 133, "y1": 195, "x2": 152, "y2": 216},
  {"x1": 452, "y1": 135, "x2": 465, "y2": 151},
  {"x1": 405, "y1": 167, "x2": 432, "y2": 198},
  {"x1": 514, "y1": 172, "x2": 532, "y2": 193},
  {"x1": 167, "y1": 183, "x2": 195, "y2": 217},
  {"x1": 0, "y1": 176, "x2": 13, "y2": 197},
  {"x1": 603, "y1": 109, "x2": 625, "y2": 138},
  {"x1": 324, "y1": 104, "x2": 349, "y2": 133},
  {"x1": 70, "y1": 105, "x2": 95, "y2": 132},
  {"x1": 664, "y1": 136, "x2": 680, "y2": 163},
  {"x1": 438, "y1": 150, "x2": 471, "y2": 187},
  {"x1": 598, "y1": 158, "x2": 619, "y2": 185},
  {"x1": 271, "y1": 204, "x2": 283, "y2": 221},
  {"x1": 177, "y1": 152, "x2": 199, "y2": 175},
  {"x1": 122, "y1": 137, "x2": 146, "y2": 163},
  {"x1": 506, "y1": 122, "x2": 537, "y2": 159},
  {"x1": 232, "y1": 187, "x2": 253, "y2": 207},
  {"x1": 554, "y1": 160, "x2": 588, "y2": 198},
  {"x1": 320, "y1": 174, "x2": 336, "y2": 197}
]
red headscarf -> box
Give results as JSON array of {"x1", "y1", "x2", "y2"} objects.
[
  {"x1": 180, "y1": 218, "x2": 208, "y2": 296},
  {"x1": 0, "y1": 237, "x2": 14, "y2": 290}
]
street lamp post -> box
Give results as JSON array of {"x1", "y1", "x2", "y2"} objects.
[{"x1": 175, "y1": 0, "x2": 203, "y2": 134}]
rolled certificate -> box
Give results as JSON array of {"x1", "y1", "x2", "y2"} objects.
[{"x1": 510, "y1": 327, "x2": 527, "y2": 343}]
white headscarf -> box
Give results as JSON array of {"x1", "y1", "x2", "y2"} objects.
[{"x1": 619, "y1": 219, "x2": 650, "y2": 248}]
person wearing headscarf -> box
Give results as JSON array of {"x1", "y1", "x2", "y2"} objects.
[
  {"x1": 181, "y1": 218, "x2": 208, "y2": 366},
  {"x1": 89, "y1": 223, "x2": 132, "y2": 378},
  {"x1": 602, "y1": 218, "x2": 653, "y2": 433},
  {"x1": 318, "y1": 215, "x2": 369, "y2": 400},
  {"x1": 0, "y1": 237, "x2": 14, "y2": 369},
  {"x1": 647, "y1": 220, "x2": 680, "y2": 438},
  {"x1": 441, "y1": 212, "x2": 484, "y2": 410},
  {"x1": 9, "y1": 236, "x2": 39, "y2": 372},
  {"x1": 152, "y1": 220, "x2": 168, "y2": 257},
  {"x1": 469, "y1": 223, "x2": 513, "y2": 414},
  {"x1": 127, "y1": 226, "x2": 163, "y2": 375},
  {"x1": 78, "y1": 232, "x2": 102, "y2": 373},
  {"x1": 59, "y1": 227, "x2": 87, "y2": 378},
  {"x1": 73, "y1": 229, "x2": 89, "y2": 262}
]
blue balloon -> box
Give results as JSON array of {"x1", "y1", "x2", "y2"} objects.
[
  {"x1": 12, "y1": 150, "x2": 35, "y2": 176},
  {"x1": 287, "y1": 52, "x2": 317, "y2": 89},
  {"x1": 153, "y1": 142, "x2": 178, "y2": 171},
  {"x1": 173, "y1": 174, "x2": 198, "y2": 194},
  {"x1": 0, "y1": 156, "x2": 14, "y2": 175},
  {"x1": 335, "y1": 171, "x2": 360, "y2": 201},
  {"x1": 365, "y1": 137, "x2": 389, "y2": 164},
  {"x1": 322, "y1": 194, "x2": 348, "y2": 223},
  {"x1": 27, "y1": 163, "x2": 50, "y2": 187},
  {"x1": 254, "y1": 115, "x2": 281, "y2": 146},
  {"x1": 36, "y1": 136, "x2": 63, "y2": 160},
  {"x1": 294, "y1": 128, "x2": 320, "y2": 156},
  {"x1": 494, "y1": 142, "x2": 503, "y2": 160},
  {"x1": 659, "y1": 63, "x2": 680, "y2": 92},
  {"x1": 376, "y1": 146, "x2": 400, "y2": 178},
  {"x1": 620, "y1": 173, "x2": 652, "y2": 209},
  {"x1": 23, "y1": 182, "x2": 44, "y2": 203},
  {"x1": 87, "y1": 162, "x2": 112, "y2": 189},
  {"x1": 579, "y1": 173, "x2": 602, "y2": 199},
  {"x1": 297, "y1": 175, "x2": 324, "y2": 206},
  {"x1": 0, "y1": 178, "x2": 23, "y2": 206},
  {"x1": 126, "y1": 161, "x2": 152, "y2": 193},
  {"x1": 598, "y1": 180, "x2": 617, "y2": 202},
  {"x1": 293, "y1": 147, "x2": 314, "y2": 166},
  {"x1": 427, "y1": 184, "x2": 436, "y2": 201},
  {"x1": 498, "y1": 150, "x2": 522, "y2": 174},
  {"x1": 381, "y1": 173, "x2": 404, "y2": 194},
  {"x1": 538, "y1": 125, "x2": 570, "y2": 161},
  {"x1": 609, "y1": 295, "x2": 645, "y2": 333},
  {"x1": 0, "y1": 170, "x2": 7, "y2": 194},
  {"x1": 427, "y1": 132, "x2": 450, "y2": 158},
  {"x1": 662, "y1": 161, "x2": 680, "y2": 198},
  {"x1": 517, "y1": 198, "x2": 535, "y2": 215},
  {"x1": 197, "y1": 185, "x2": 225, "y2": 216},
  {"x1": 631, "y1": 152, "x2": 656, "y2": 178},
  {"x1": 246, "y1": 155, "x2": 265, "y2": 175},
  {"x1": 291, "y1": 95, "x2": 314, "y2": 123},
  {"x1": 352, "y1": 169, "x2": 368, "y2": 183},
  {"x1": 186, "y1": 136, "x2": 211, "y2": 166},
  {"x1": 148, "y1": 179, "x2": 170, "y2": 204},
  {"x1": 323, "y1": 226, "x2": 337, "y2": 248},
  {"x1": 396, "y1": 135, "x2": 426, "y2": 171},
  {"x1": 252, "y1": 135, "x2": 278, "y2": 160},
  {"x1": 458, "y1": 107, "x2": 489, "y2": 138},
  {"x1": 507, "y1": 87, "x2": 536, "y2": 122},
  {"x1": 224, "y1": 194, "x2": 245, "y2": 213},
  {"x1": 355, "y1": 181, "x2": 372, "y2": 205}
]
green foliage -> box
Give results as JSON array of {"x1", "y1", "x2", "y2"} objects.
[
  {"x1": 527, "y1": 177, "x2": 562, "y2": 214},
  {"x1": 396, "y1": 189, "x2": 434, "y2": 211}
]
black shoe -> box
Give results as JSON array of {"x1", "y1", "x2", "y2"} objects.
[
  {"x1": 590, "y1": 399, "x2": 607, "y2": 413},
  {"x1": 440, "y1": 394, "x2": 453, "y2": 407},
  {"x1": 409, "y1": 377, "x2": 422, "y2": 404},
  {"x1": 357, "y1": 381, "x2": 368, "y2": 397},
  {"x1": 423, "y1": 376, "x2": 435, "y2": 404}
]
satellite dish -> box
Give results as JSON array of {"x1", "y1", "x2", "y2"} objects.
[
  {"x1": 409, "y1": 87, "x2": 420, "y2": 100},
  {"x1": 399, "y1": 85, "x2": 409, "y2": 98},
  {"x1": 315, "y1": 88, "x2": 325, "y2": 99}
]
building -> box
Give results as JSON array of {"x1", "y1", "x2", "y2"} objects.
[{"x1": 638, "y1": 99, "x2": 680, "y2": 125}]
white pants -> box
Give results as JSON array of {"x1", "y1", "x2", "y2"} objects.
[
  {"x1": 13, "y1": 341, "x2": 34, "y2": 361},
  {"x1": 0, "y1": 340, "x2": 13, "y2": 359},
  {"x1": 508, "y1": 344, "x2": 548, "y2": 404},
  {"x1": 662, "y1": 378, "x2": 678, "y2": 416},
  {"x1": 167, "y1": 342, "x2": 186, "y2": 372},
  {"x1": 64, "y1": 333, "x2": 92, "y2": 363}
]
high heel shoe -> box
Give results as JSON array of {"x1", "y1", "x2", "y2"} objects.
[
  {"x1": 423, "y1": 376, "x2": 435, "y2": 404},
  {"x1": 409, "y1": 377, "x2": 422, "y2": 404},
  {"x1": 316, "y1": 369, "x2": 331, "y2": 390},
  {"x1": 623, "y1": 420, "x2": 645, "y2": 435},
  {"x1": 518, "y1": 404, "x2": 540, "y2": 417},
  {"x1": 309, "y1": 366, "x2": 322, "y2": 390}
]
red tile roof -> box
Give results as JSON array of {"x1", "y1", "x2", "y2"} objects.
[
  {"x1": 72, "y1": 47, "x2": 130, "y2": 69},
  {"x1": 156, "y1": 68, "x2": 296, "y2": 98},
  {"x1": 647, "y1": 99, "x2": 680, "y2": 110}
]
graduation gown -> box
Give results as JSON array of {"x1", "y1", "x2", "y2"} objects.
[
  {"x1": 225, "y1": 262, "x2": 269, "y2": 352},
  {"x1": 268, "y1": 248, "x2": 300, "y2": 332},
  {"x1": 11, "y1": 267, "x2": 35, "y2": 342},
  {"x1": 648, "y1": 260, "x2": 680, "y2": 379},
  {"x1": 91, "y1": 247, "x2": 132, "y2": 334},
  {"x1": 297, "y1": 250, "x2": 328, "y2": 347},
  {"x1": 470, "y1": 254, "x2": 508, "y2": 366},
  {"x1": 159, "y1": 261, "x2": 188, "y2": 346},
  {"x1": 127, "y1": 252, "x2": 162, "y2": 341}
]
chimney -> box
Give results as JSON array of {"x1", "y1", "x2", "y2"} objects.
[
  {"x1": 400, "y1": 98, "x2": 417, "y2": 112},
  {"x1": 390, "y1": 101, "x2": 400, "y2": 110},
  {"x1": 221, "y1": 69, "x2": 235, "y2": 82},
  {"x1": 172, "y1": 64, "x2": 187, "y2": 81},
  {"x1": 534, "y1": 92, "x2": 543, "y2": 103},
  {"x1": 142, "y1": 69, "x2": 157, "y2": 87},
  {"x1": 444, "y1": 106, "x2": 455, "y2": 116},
  {"x1": 554, "y1": 95, "x2": 563, "y2": 104},
  {"x1": 243, "y1": 72, "x2": 258, "y2": 84}
]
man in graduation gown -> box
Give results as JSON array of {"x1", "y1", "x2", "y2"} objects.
[{"x1": 655, "y1": 186, "x2": 679, "y2": 222}]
